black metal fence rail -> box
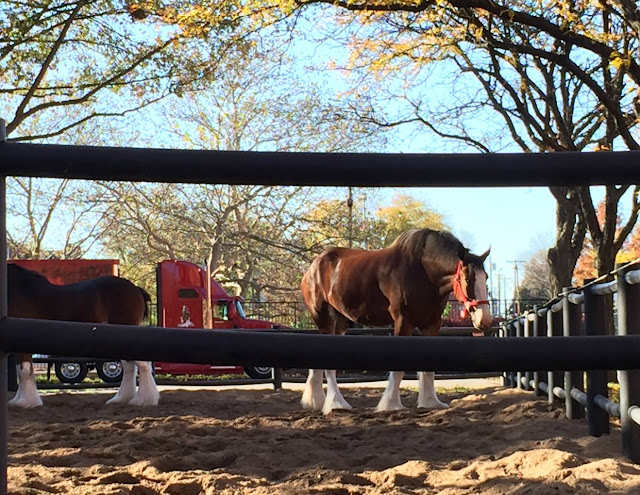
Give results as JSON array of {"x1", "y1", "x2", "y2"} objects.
[
  {"x1": 3, "y1": 142, "x2": 640, "y2": 187},
  {"x1": 7, "y1": 317, "x2": 640, "y2": 371},
  {"x1": 503, "y1": 265, "x2": 640, "y2": 463},
  {"x1": 30, "y1": 326, "x2": 501, "y2": 389},
  {"x1": 2, "y1": 135, "x2": 640, "y2": 494}
]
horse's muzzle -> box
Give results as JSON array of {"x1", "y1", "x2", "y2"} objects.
[{"x1": 471, "y1": 306, "x2": 492, "y2": 333}]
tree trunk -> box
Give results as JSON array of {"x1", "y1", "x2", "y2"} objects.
[{"x1": 547, "y1": 187, "x2": 586, "y2": 297}]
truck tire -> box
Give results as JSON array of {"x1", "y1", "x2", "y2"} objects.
[
  {"x1": 244, "y1": 365, "x2": 273, "y2": 380},
  {"x1": 96, "y1": 360, "x2": 123, "y2": 383},
  {"x1": 54, "y1": 362, "x2": 89, "y2": 384}
]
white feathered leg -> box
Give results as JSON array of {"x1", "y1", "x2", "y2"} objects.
[
  {"x1": 9, "y1": 362, "x2": 43, "y2": 408},
  {"x1": 322, "y1": 369, "x2": 352, "y2": 414},
  {"x1": 375, "y1": 371, "x2": 405, "y2": 412},
  {"x1": 129, "y1": 361, "x2": 159, "y2": 406},
  {"x1": 106, "y1": 360, "x2": 136, "y2": 405},
  {"x1": 417, "y1": 371, "x2": 449, "y2": 409},
  {"x1": 301, "y1": 369, "x2": 325, "y2": 410}
]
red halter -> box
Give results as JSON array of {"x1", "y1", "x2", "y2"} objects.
[{"x1": 452, "y1": 260, "x2": 489, "y2": 315}]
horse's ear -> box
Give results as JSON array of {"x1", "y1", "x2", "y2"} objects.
[
  {"x1": 458, "y1": 244, "x2": 469, "y2": 263},
  {"x1": 479, "y1": 248, "x2": 491, "y2": 263}
]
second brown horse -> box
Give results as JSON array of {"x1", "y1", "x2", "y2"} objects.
[
  {"x1": 7, "y1": 263, "x2": 159, "y2": 408},
  {"x1": 301, "y1": 228, "x2": 491, "y2": 414}
]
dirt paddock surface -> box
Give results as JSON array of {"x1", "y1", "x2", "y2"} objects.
[{"x1": 7, "y1": 383, "x2": 640, "y2": 495}]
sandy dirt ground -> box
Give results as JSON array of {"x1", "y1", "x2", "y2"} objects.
[{"x1": 7, "y1": 381, "x2": 640, "y2": 494}]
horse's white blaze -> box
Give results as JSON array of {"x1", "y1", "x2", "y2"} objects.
[
  {"x1": 417, "y1": 371, "x2": 449, "y2": 409},
  {"x1": 129, "y1": 361, "x2": 160, "y2": 406},
  {"x1": 106, "y1": 360, "x2": 137, "y2": 405},
  {"x1": 301, "y1": 369, "x2": 325, "y2": 410},
  {"x1": 471, "y1": 270, "x2": 492, "y2": 331},
  {"x1": 375, "y1": 371, "x2": 405, "y2": 412},
  {"x1": 9, "y1": 362, "x2": 43, "y2": 408},
  {"x1": 322, "y1": 369, "x2": 352, "y2": 415}
]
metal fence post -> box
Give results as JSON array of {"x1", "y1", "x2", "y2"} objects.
[
  {"x1": 515, "y1": 318, "x2": 524, "y2": 389},
  {"x1": 532, "y1": 306, "x2": 546, "y2": 397},
  {"x1": 0, "y1": 118, "x2": 8, "y2": 495},
  {"x1": 273, "y1": 367, "x2": 283, "y2": 390},
  {"x1": 507, "y1": 321, "x2": 517, "y2": 388},
  {"x1": 548, "y1": 306, "x2": 564, "y2": 405},
  {"x1": 499, "y1": 322, "x2": 508, "y2": 387},
  {"x1": 522, "y1": 312, "x2": 532, "y2": 391},
  {"x1": 583, "y1": 281, "x2": 610, "y2": 437},
  {"x1": 563, "y1": 289, "x2": 585, "y2": 420},
  {"x1": 616, "y1": 266, "x2": 640, "y2": 462}
]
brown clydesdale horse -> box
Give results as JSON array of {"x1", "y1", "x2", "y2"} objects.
[
  {"x1": 300, "y1": 228, "x2": 491, "y2": 414},
  {"x1": 7, "y1": 263, "x2": 159, "y2": 408}
]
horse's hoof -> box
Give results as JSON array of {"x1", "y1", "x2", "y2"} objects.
[
  {"x1": 8, "y1": 398, "x2": 43, "y2": 408},
  {"x1": 322, "y1": 397, "x2": 353, "y2": 415},
  {"x1": 128, "y1": 394, "x2": 160, "y2": 406},
  {"x1": 418, "y1": 401, "x2": 449, "y2": 410},
  {"x1": 322, "y1": 405, "x2": 351, "y2": 415},
  {"x1": 374, "y1": 403, "x2": 405, "y2": 413},
  {"x1": 301, "y1": 392, "x2": 325, "y2": 411}
]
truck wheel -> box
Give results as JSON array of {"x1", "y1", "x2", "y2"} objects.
[
  {"x1": 54, "y1": 362, "x2": 89, "y2": 384},
  {"x1": 244, "y1": 365, "x2": 273, "y2": 380},
  {"x1": 96, "y1": 360, "x2": 123, "y2": 383}
]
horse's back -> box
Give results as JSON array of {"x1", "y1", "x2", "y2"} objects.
[
  {"x1": 9, "y1": 268, "x2": 148, "y2": 325},
  {"x1": 302, "y1": 243, "x2": 446, "y2": 330},
  {"x1": 75, "y1": 275, "x2": 148, "y2": 324},
  {"x1": 302, "y1": 247, "x2": 392, "y2": 328},
  {"x1": 302, "y1": 247, "x2": 365, "y2": 305}
]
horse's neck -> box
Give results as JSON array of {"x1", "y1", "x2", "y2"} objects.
[{"x1": 421, "y1": 257, "x2": 458, "y2": 297}]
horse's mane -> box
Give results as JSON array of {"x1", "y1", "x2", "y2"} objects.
[
  {"x1": 8, "y1": 263, "x2": 51, "y2": 286},
  {"x1": 389, "y1": 229, "x2": 478, "y2": 266}
]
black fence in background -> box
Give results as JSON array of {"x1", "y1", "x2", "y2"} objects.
[
  {"x1": 504, "y1": 266, "x2": 640, "y2": 463},
  {"x1": 242, "y1": 298, "x2": 546, "y2": 329}
]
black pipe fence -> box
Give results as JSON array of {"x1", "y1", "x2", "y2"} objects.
[
  {"x1": 2, "y1": 137, "x2": 640, "y2": 494},
  {"x1": 6, "y1": 317, "x2": 640, "y2": 371},
  {"x1": 242, "y1": 299, "x2": 542, "y2": 329},
  {"x1": 503, "y1": 264, "x2": 640, "y2": 463},
  {"x1": 26, "y1": 326, "x2": 500, "y2": 389},
  {"x1": 3, "y1": 142, "x2": 640, "y2": 187}
]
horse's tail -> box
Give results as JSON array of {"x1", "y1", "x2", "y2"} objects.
[{"x1": 139, "y1": 287, "x2": 152, "y2": 322}]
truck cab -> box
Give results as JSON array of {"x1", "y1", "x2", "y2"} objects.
[{"x1": 153, "y1": 260, "x2": 281, "y2": 379}]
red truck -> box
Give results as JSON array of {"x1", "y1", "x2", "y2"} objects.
[{"x1": 12, "y1": 259, "x2": 283, "y2": 383}]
